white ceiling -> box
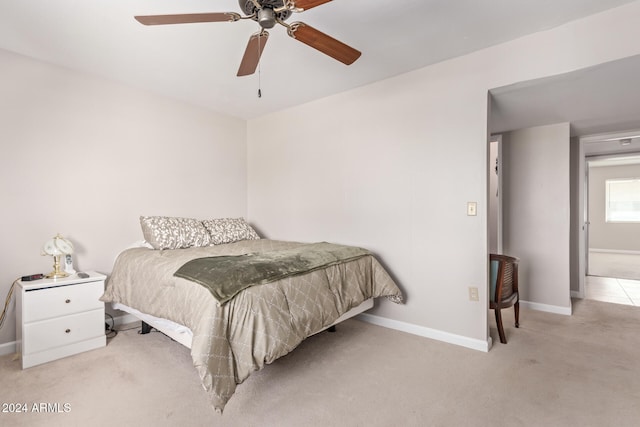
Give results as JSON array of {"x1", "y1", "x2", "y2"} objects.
[
  {"x1": 0, "y1": 0, "x2": 637, "y2": 120},
  {"x1": 490, "y1": 54, "x2": 640, "y2": 138}
]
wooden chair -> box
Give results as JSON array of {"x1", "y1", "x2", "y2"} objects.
[{"x1": 489, "y1": 254, "x2": 520, "y2": 344}]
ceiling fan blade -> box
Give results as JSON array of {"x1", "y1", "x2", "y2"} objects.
[
  {"x1": 134, "y1": 12, "x2": 240, "y2": 26},
  {"x1": 292, "y1": 0, "x2": 333, "y2": 11},
  {"x1": 287, "y1": 23, "x2": 361, "y2": 65},
  {"x1": 237, "y1": 32, "x2": 270, "y2": 77}
]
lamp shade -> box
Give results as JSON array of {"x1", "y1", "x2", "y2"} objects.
[
  {"x1": 42, "y1": 234, "x2": 74, "y2": 256},
  {"x1": 42, "y1": 234, "x2": 74, "y2": 279}
]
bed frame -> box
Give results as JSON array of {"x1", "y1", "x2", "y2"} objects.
[{"x1": 118, "y1": 298, "x2": 374, "y2": 349}]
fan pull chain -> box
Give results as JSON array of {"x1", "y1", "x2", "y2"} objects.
[{"x1": 257, "y1": 32, "x2": 262, "y2": 98}]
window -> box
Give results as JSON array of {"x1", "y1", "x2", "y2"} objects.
[{"x1": 606, "y1": 178, "x2": 640, "y2": 222}]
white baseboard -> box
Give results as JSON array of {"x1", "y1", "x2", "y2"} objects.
[
  {"x1": 520, "y1": 300, "x2": 572, "y2": 316},
  {"x1": 0, "y1": 340, "x2": 16, "y2": 357},
  {"x1": 357, "y1": 303, "x2": 572, "y2": 353},
  {"x1": 589, "y1": 248, "x2": 640, "y2": 255},
  {"x1": 357, "y1": 313, "x2": 491, "y2": 352}
]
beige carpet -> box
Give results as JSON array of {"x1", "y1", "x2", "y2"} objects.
[{"x1": 2, "y1": 299, "x2": 640, "y2": 427}]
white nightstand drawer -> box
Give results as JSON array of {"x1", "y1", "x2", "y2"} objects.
[
  {"x1": 23, "y1": 280, "x2": 104, "y2": 322},
  {"x1": 23, "y1": 309, "x2": 104, "y2": 355}
]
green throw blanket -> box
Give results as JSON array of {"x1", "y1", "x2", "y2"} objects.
[{"x1": 174, "y1": 242, "x2": 371, "y2": 305}]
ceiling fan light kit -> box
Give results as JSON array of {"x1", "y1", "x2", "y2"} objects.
[
  {"x1": 134, "y1": 0, "x2": 361, "y2": 77},
  {"x1": 257, "y1": 8, "x2": 277, "y2": 29}
]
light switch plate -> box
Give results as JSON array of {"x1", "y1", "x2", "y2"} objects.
[{"x1": 467, "y1": 202, "x2": 477, "y2": 216}]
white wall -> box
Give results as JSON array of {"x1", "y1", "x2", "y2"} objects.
[
  {"x1": 588, "y1": 163, "x2": 640, "y2": 251},
  {"x1": 249, "y1": 71, "x2": 490, "y2": 344},
  {"x1": 502, "y1": 124, "x2": 572, "y2": 310},
  {"x1": 4, "y1": 2, "x2": 640, "y2": 352},
  {"x1": 247, "y1": 2, "x2": 640, "y2": 347},
  {"x1": 0, "y1": 49, "x2": 247, "y2": 348}
]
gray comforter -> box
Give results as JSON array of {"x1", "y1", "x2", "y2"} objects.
[{"x1": 101, "y1": 239, "x2": 403, "y2": 412}]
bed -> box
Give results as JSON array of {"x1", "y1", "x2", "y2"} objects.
[{"x1": 100, "y1": 217, "x2": 403, "y2": 412}]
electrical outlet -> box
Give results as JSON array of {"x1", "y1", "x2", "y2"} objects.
[{"x1": 468, "y1": 286, "x2": 479, "y2": 301}]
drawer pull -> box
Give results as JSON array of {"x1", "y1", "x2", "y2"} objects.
[
  {"x1": 65, "y1": 329, "x2": 71, "y2": 334},
  {"x1": 65, "y1": 299, "x2": 71, "y2": 304}
]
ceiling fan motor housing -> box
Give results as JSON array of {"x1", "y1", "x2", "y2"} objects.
[{"x1": 239, "y1": 0, "x2": 292, "y2": 27}]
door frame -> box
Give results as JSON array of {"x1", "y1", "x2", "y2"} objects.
[
  {"x1": 577, "y1": 130, "x2": 640, "y2": 298},
  {"x1": 489, "y1": 135, "x2": 503, "y2": 254}
]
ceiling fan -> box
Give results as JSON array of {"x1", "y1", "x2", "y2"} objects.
[{"x1": 135, "y1": 0, "x2": 362, "y2": 77}]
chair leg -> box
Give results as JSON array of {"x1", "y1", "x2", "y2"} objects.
[
  {"x1": 514, "y1": 301, "x2": 520, "y2": 328},
  {"x1": 495, "y1": 309, "x2": 507, "y2": 344}
]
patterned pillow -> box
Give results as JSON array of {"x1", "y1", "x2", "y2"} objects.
[
  {"x1": 201, "y1": 218, "x2": 260, "y2": 245},
  {"x1": 140, "y1": 216, "x2": 211, "y2": 250}
]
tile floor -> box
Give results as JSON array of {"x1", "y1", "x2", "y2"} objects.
[{"x1": 585, "y1": 275, "x2": 640, "y2": 306}]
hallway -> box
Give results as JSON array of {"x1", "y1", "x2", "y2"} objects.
[
  {"x1": 585, "y1": 275, "x2": 640, "y2": 306},
  {"x1": 585, "y1": 250, "x2": 640, "y2": 306}
]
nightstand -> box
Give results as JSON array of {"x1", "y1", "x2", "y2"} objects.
[{"x1": 16, "y1": 271, "x2": 107, "y2": 369}]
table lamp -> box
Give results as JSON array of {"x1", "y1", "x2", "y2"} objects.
[{"x1": 42, "y1": 234, "x2": 74, "y2": 279}]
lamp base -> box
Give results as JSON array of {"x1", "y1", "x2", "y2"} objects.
[
  {"x1": 46, "y1": 255, "x2": 69, "y2": 279},
  {"x1": 45, "y1": 271, "x2": 70, "y2": 279}
]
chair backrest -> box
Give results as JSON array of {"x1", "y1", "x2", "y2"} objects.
[{"x1": 489, "y1": 254, "x2": 519, "y2": 303}]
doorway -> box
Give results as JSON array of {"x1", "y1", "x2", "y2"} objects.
[{"x1": 579, "y1": 131, "x2": 640, "y2": 306}]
